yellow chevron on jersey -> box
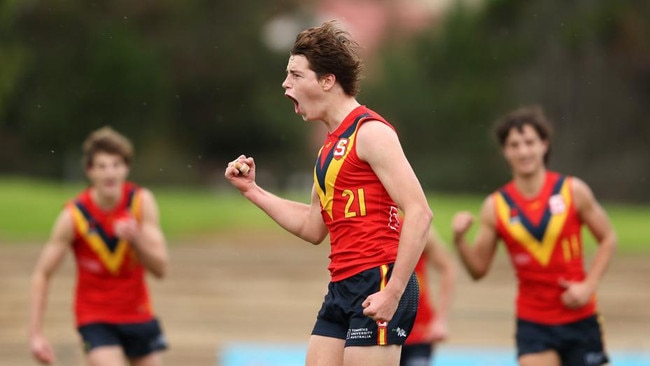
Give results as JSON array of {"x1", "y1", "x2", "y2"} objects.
[
  {"x1": 130, "y1": 189, "x2": 143, "y2": 220},
  {"x1": 494, "y1": 177, "x2": 571, "y2": 266},
  {"x1": 314, "y1": 114, "x2": 367, "y2": 220},
  {"x1": 69, "y1": 190, "x2": 142, "y2": 275}
]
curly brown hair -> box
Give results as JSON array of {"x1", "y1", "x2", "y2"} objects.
[
  {"x1": 494, "y1": 105, "x2": 554, "y2": 165},
  {"x1": 81, "y1": 126, "x2": 133, "y2": 168},
  {"x1": 291, "y1": 20, "x2": 363, "y2": 97}
]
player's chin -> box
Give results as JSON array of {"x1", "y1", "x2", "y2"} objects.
[
  {"x1": 513, "y1": 161, "x2": 538, "y2": 175},
  {"x1": 99, "y1": 182, "x2": 121, "y2": 195}
]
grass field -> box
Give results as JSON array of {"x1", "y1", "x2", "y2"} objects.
[
  {"x1": 2, "y1": 176, "x2": 648, "y2": 366},
  {"x1": 0, "y1": 176, "x2": 648, "y2": 252}
]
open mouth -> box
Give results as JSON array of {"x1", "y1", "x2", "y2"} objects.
[
  {"x1": 103, "y1": 179, "x2": 118, "y2": 188},
  {"x1": 285, "y1": 94, "x2": 299, "y2": 114}
]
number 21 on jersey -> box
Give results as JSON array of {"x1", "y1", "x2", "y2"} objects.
[{"x1": 343, "y1": 188, "x2": 366, "y2": 218}]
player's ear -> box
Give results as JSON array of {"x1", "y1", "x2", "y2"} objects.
[
  {"x1": 319, "y1": 74, "x2": 336, "y2": 91},
  {"x1": 541, "y1": 139, "x2": 549, "y2": 154}
]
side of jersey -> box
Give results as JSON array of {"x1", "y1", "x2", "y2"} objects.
[
  {"x1": 405, "y1": 254, "x2": 436, "y2": 345},
  {"x1": 68, "y1": 182, "x2": 154, "y2": 326},
  {"x1": 493, "y1": 171, "x2": 596, "y2": 324},
  {"x1": 314, "y1": 105, "x2": 401, "y2": 282}
]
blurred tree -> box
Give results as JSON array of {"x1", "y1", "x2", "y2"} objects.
[
  {"x1": 0, "y1": 0, "x2": 648, "y2": 201},
  {"x1": 0, "y1": 0, "x2": 304, "y2": 186},
  {"x1": 504, "y1": 0, "x2": 650, "y2": 202},
  {"x1": 363, "y1": 0, "x2": 650, "y2": 201},
  {"x1": 1, "y1": 1, "x2": 173, "y2": 180},
  {"x1": 364, "y1": 0, "x2": 530, "y2": 193}
]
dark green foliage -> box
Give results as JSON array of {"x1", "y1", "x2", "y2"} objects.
[{"x1": 0, "y1": 0, "x2": 648, "y2": 200}]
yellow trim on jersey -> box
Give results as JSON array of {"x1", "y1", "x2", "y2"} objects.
[
  {"x1": 69, "y1": 188, "x2": 141, "y2": 275},
  {"x1": 315, "y1": 135, "x2": 357, "y2": 220},
  {"x1": 495, "y1": 180, "x2": 572, "y2": 266},
  {"x1": 130, "y1": 189, "x2": 143, "y2": 220}
]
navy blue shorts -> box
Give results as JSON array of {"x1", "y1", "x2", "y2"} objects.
[
  {"x1": 400, "y1": 343, "x2": 434, "y2": 366},
  {"x1": 78, "y1": 319, "x2": 168, "y2": 358},
  {"x1": 311, "y1": 263, "x2": 419, "y2": 347},
  {"x1": 516, "y1": 314, "x2": 608, "y2": 366}
]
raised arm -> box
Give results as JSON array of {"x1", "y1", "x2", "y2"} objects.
[
  {"x1": 452, "y1": 196, "x2": 500, "y2": 280},
  {"x1": 29, "y1": 210, "x2": 74, "y2": 365},
  {"x1": 224, "y1": 155, "x2": 328, "y2": 244},
  {"x1": 356, "y1": 121, "x2": 433, "y2": 322},
  {"x1": 115, "y1": 189, "x2": 169, "y2": 278},
  {"x1": 560, "y1": 178, "x2": 617, "y2": 308}
]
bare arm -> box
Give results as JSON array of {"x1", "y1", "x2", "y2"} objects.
[
  {"x1": 29, "y1": 210, "x2": 74, "y2": 364},
  {"x1": 115, "y1": 189, "x2": 169, "y2": 278},
  {"x1": 560, "y1": 178, "x2": 617, "y2": 308},
  {"x1": 425, "y1": 227, "x2": 457, "y2": 341},
  {"x1": 424, "y1": 229, "x2": 457, "y2": 342},
  {"x1": 357, "y1": 121, "x2": 433, "y2": 322},
  {"x1": 224, "y1": 155, "x2": 328, "y2": 244},
  {"x1": 452, "y1": 196, "x2": 500, "y2": 280}
]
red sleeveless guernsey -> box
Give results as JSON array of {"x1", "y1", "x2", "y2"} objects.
[
  {"x1": 67, "y1": 182, "x2": 154, "y2": 326},
  {"x1": 314, "y1": 105, "x2": 401, "y2": 282},
  {"x1": 493, "y1": 171, "x2": 596, "y2": 324}
]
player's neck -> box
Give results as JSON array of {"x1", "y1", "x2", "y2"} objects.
[
  {"x1": 321, "y1": 97, "x2": 360, "y2": 133},
  {"x1": 513, "y1": 168, "x2": 547, "y2": 198},
  {"x1": 90, "y1": 187, "x2": 122, "y2": 211}
]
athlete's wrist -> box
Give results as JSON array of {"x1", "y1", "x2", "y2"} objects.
[{"x1": 384, "y1": 279, "x2": 406, "y2": 298}]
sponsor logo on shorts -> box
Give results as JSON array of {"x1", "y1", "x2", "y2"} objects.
[
  {"x1": 393, "y1": 327, "x2": 407, "y2": 338},
  {"x1": 585, "y1": 351, "x2": 607, "y2": 365},
  {"x1": 347, "y1": 327, "x2": 373, "y2": 340},
  {"x1": 150, "y1": 333, "x2": 168, "y2": 349}
]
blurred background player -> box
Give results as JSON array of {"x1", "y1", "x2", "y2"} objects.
[
  {"x1": 401, "y1": 226, "x2": 456, "y2": 366},
  {"x1": 225, "y1": 20, "x2": 432, "y2": 366},
  {"x1": 29, "y1": 127, "x2": 169, "y2": 366},
  {"x1": 452, "y1": 106, "x2": 616, "y2": 366}
]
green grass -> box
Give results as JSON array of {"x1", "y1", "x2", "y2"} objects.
[
  {"x1": 0, "y1": 176, "x2": 280, "y2": 242},
  {"x1": 0, "y1": 177, "x2": 648, "y2": 252}
]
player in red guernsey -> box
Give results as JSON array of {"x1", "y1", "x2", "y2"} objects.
[
  {"x1": 225, "y1": 21, "x2": 432, "y2": 366},
  {"x1": 30, "y1": 127, "x2": 169, "y2": 366},
  {"x1": 400, "y1": 227, "x2": 456, "y2": 366},
  {"x1": 452, "y1": 106, "x2": 617, "y2": 366}
]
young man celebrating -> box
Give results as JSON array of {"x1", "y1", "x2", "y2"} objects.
[
  {"x1": 225, "y1": 20, "x2": 432, "y2": 366},
  {"x1": 29, "y1": 127, "x2": 169, "y2": 366},
  {"x1": 452, "y1": 106, "x2": 616, "y2": 366}
]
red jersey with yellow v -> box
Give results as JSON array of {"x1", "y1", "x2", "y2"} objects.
[
  {"x1": 494, "y1": 171, "x2": 596, "y2": 324},
  {"x1": 314, "y1": 105, "x2": 401, "y2": 282},
  {"x1": 68, "y1": 182, "x2": 154, "y2": 326}
]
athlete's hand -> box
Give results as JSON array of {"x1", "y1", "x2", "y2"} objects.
[
  {"x1": 428, "y1": 318, "x2": 449, "y2": 343},
  {"x1": 30, "y1": 334, "x2": 55, "y2": 364},
  {"x1": 114, "y1": 213, "x2": 139, "y2": 242},
  {"x1": 362, "y1": 289, "x2": 400, "y2": 323},
  {"x1": 224, "y1": 155, "x2": 256, "y2": 193},
  {"x1": 559, "y1": 278, "x2": 594, "y2": 309},
  {"x1": 452, "y1": 212, "x2": 474, "y2": 237}
]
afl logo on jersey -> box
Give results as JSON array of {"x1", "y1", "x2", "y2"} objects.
[
  {"x1": 333, "y1": 139, "x2": 349, "y2": 160},
  {"x1": 549, "y1": 194, "x2": 566, "y2": 215},
  {"x1": 509, "y1": 208, "x2": 520, "y2": 224}
]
